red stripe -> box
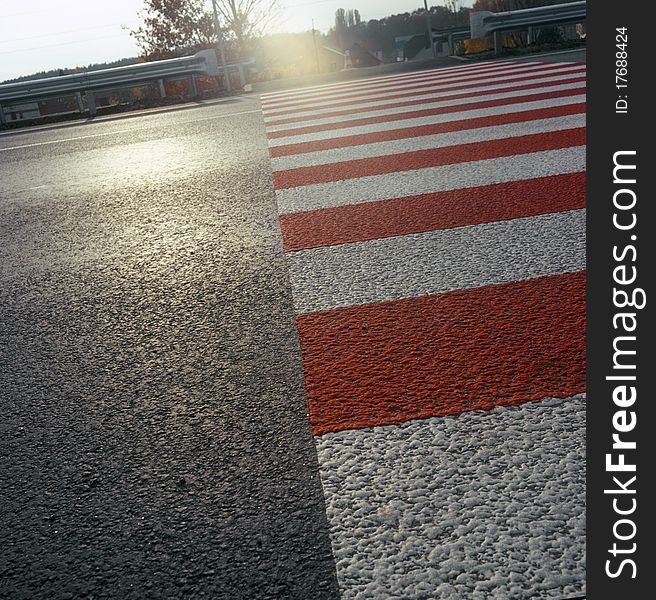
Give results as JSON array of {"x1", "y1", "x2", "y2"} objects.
[
  {"x1": 281, "y1": 172, "x2": 586, "y2": 251},
  {"x1": 298, "y1": 272, "x2": 586, "y2": 436},
  {"x1": 270, "y1": 102, "x2": 586, "y2": 158},
  {"x1": 266, "y1": 76, "x2": 586, "y2": 127},
  {"x1": 261, "y1": 63, "x2": 524, "y2": 103},
  {"x1": 264, "y1": 68, "x2": 585, "y2": 117},
  {"x1": 266, "y1": 87, "x2": 585, "y2": 140},
  {"x1": 273, "y1": 128, "x2": 586, "y2": 189},
  {"x1": 262, "y1": 64, "x2": 548, "y2": 110},
  {"x1": 262, "y1": 63, "x2": 580, "y2": 112},
  {"x1": 263, "y1": 65, "x2": 584, "y2": 116}
]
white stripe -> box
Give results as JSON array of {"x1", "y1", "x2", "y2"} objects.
[
  {"x1": 271, "y1": 114, "x2": 586, "y2": 171},
  {"x1": 0, "y1": 109, "x2": 263, "y2": 152},
  {"x1": 262, "y1": 65, "x2": 586, "y2": 120},
  {"x1": 260, "y1": 62, "x2": 570, "y2": 108},
  {"x1": 287, "y1": 209, "x2": 585, "y2": 314},
  {"x1": 265, "y1": 81, "x2": 586, "y2": 133},
  {"x1": 275, "y1": 145, "x2": 586, "y2": 214},
  {"x1": 261, "y1": 65, "x2": 585, "y2": 115},
  {"x1": 263, "y1": 70, "x2": 586, "y2": 124},
  {"x1": 267, "y1": 94, "x2": 586, "y2": 147},
  {"x1": 259, "y1": 60, "x2": 531, "y2": 100},
  {"x1": 317, "y1": 395, "x2": 585, "y2": 599},
  {"x1": 260, "y1": 62, "x2": 558, "y2": 105},
  {"x1": 0, "y1": 129, "x2": 136, "y2": 152}
]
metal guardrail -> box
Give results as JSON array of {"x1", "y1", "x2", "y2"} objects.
[
  {"x1": 431, "y1": 28, "x2": 471, "y2": 56},
  {"x1": 0, "y1": 50, "x2": 249, "y2": 123},
  {"x1": 431, "y1": 27, "x2": 470, "y2": 40},
  {"x1": 470, "y1": 1, "x2": 586, "y2": 52}
]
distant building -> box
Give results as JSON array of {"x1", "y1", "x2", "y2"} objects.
[
  {"x1": 349, "y1": 43, "x2": 383, "y2": 68},
  {"x1": 319, "y1": 43, "x2": 382, "y2": 72},
  {"x1": 395, "y1": 34, "x2": 430, "y2": 61},
  {"x1": 320, "y1": 46, "x2": 345, "y2": 72}
]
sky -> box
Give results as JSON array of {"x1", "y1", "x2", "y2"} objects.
[{"x1": 0, "y1": 1, "x2": 471, "y2": 82}]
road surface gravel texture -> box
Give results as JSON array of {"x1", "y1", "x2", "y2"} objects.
[
  {"x1": 261, "y1": 57, "x2": 586, "y2": 599},
  {"x1": 1, "y1": 52, "x2": 586, "y2": 599},
  {"x1": 0, "y1": 100, "x2": 339, "y2": 598}
]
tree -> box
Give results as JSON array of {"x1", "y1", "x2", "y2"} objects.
[
  {"x1": 334, "y1": 8, "x2": 363, "y2": 50},
  {"x1": 346, "y1": 9, "x2": 361, "y2": 28},
  {"x1": 335, "y1": 8, "x2": 361, "y2": 30},
  {"x1": 130, "y1": 0, "x2": 280, "y2": 59},
  {"x1": 211, "y1": 0, "x2": 281, "y2": 52},
  {"x1": 130, "y1": 0, "x2": 214, "y2": 59},
  {"x1": 335, "y1": 9, "x2": 347, "y2": 32}
]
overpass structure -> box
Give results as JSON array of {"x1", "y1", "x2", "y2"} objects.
[{"x1": 0, "y1": 50, "x2": 248, "y2": 124}]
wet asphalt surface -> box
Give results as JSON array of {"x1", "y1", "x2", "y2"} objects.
[
  {"x1": 0, "y1": 48, "x2": 587, "y2": 599},
  {"x1": 0, "y1": 97, "x2": 339, "y2": 599}
]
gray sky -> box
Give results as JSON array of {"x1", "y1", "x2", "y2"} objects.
[{"x1": 0, "y1": 1, "x2": 471, "y2": 82}]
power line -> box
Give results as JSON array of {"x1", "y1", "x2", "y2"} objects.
[
  {"x1": 0, "y1": 22, "x2": 139, "y2": 46},
  {"x1": 2, "y1": 1, "x2": 81, "y2": 19},
  {"x1": 0, "y1": 34, "x2": 136, "y2": 55}
]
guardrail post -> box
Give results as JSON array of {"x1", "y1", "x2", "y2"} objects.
[
  {"x1": 75, "y1": 92, "x2": 84, "y2": 114},
  {"x1": 157, "y1": 79, "x2": 166, "y2": 98},
  {"x1": 493, "y1": 30, "x2": 502, "y2": 55},
  {"x1": 527, "y1": 25, "x2": 535, "y2": 45},
  {"x1": 448, "y1": 33, "x2": 454, "y2": 56},
  {"x1": 85, "y1": 91, "x2": 96, "y2": 116},
  {"x1": 0, "y1": 104, "x2": 5, "y2": 125},
  {"x1": 188, "y1": 76, "x2": 198, "y2": 98},
  {"x1": 238, "y1": 64, "x2": 246, "y2": 89}
]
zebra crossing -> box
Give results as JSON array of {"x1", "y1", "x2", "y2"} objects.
[{"x1": 261, "y1": 59, "x2": 586, "y2": 599}]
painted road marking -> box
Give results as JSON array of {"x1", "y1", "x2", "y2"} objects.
[
  {"x1": 264, "y1": 71, "x2": 585, "y2": 125},
  {"x1": 262, "y1": 64, "x2": 585, "y2": 116},
  {"x1": 260, "y1": 59, "x2": 579, "y2": 99},
  {"x1": 299, "y1": 271, "x2": 585, "y2": 433},
  {"x1": 267, "y1": 92, "x2": 586, "y2": 143},
  {"x1": 0, "y1": 109, "x2": 262, "y2": 152},
  {"x1": 263, "y1": 69, "x2": 587, "y2": 122},
  {"x1": 273, "y1": 127, "x2": 585, "y2": 188},
  {"x1": 317, "y1": 395, "x2": 585, "y2": 598},
  {"x1": 270, "y1": 102, "x2": 586, "y2": 157},
  {"x1": 259, "y1": 61, "x2": 553, "y2": 98},
  {"x1": 271, "y1": 114, "x2": 586, "y2": 172},
  {"x1": 261, "y1": 61, "x2": 586, "y2": 598},
  {"x1": 267, "y1": 82, "x2": 585, "y2": 133},
  {"x1": 0, "y1": 129, "x2": 138, "y2": 151},
  {"x1": 261, "y1": 63, "x2": 582, "y2": 111},
  {"x1": 264, "y1": 68, "x2": 585, "y2": 124},
  {"x1": 274, "y1": 146, "x2": 585, "y2": 214},
  {"x1": 287, "y1": 210, "x2": 585, "y2": 314},
  {"x1": 280, "y1": 172, "x2": 586, "y2": 251},
  {"x1": 271, "y1": 117, "x2": 585, "y2": 177},
  {"x1": 260, "y1": 60, "x2": 554, "y2": 101}
]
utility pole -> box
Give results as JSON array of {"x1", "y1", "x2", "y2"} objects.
[
  {"x1": 312, "y1": 20, "x2": 321, "y2": 74},
  {"x1": 423, "y1": 0, "x2": 437, "y2": 58},
  {"x1": 211, "y1": 0, "x2": 231, "y2": 93}
]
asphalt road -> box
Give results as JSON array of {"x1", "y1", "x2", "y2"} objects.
[
  {"x1": 1, "y1": 49, "x2": 587, "y2": 599},
  {"x1": 0, "y1": 97, "x2": 339, "y2": 599}
]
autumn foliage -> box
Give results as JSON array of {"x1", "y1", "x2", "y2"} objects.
[{"x1": 130, "y1": 0, "x2": 215, "y2": 60}]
